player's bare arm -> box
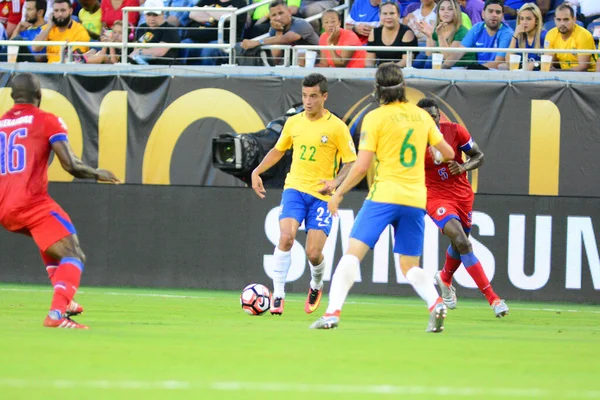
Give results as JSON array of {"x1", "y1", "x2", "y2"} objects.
[
  {"x1": 251, "y1": 148, "x2": 285, "y2": 199},
  {"x1": 328, "y1": 151, "x2": 373, "y2": 216},
  {"x1": 448, "y1": 142, "x2": 484, "y2": 176},
  {"x1": 51, "y1": 140, "x2": 121, "y2": 183},
  {"x1": 318, "y1": 161, "x2": 355, "y2": 196},
  {"x1": 432, "y1": 139, "x2": 455, "y2": 161}
]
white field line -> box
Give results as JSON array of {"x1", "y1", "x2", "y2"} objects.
[
  {"x1": 0, "y1": 379, "x2": 599, "y2": 398},
  {"x1": 0, "y1": 287, "x2": 598, "y2": 314}
]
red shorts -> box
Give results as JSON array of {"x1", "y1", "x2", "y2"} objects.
[
  {"x1": 2, "y1": 200, "x2": 76, "y2": 252},
  {"x1": 427, "y1": 198, "x2": 472, "y2": 233}
]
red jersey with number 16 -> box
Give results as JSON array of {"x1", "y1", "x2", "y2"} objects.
[
  {"x1": 0, "y1": 104, "x2": 69, "y2": 230},
  {"x1": 425, "y1": 121, "x2": 474, "y2": 203}
]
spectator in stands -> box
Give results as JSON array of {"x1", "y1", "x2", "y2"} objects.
[
  {"x1": 399, "y1": 0, "x2": 419, "y2": 15},
  {"x1": 79, "y1": 0, "x2": 102, "y2": 39},
  {"x1": 244, "y1": 0, "x2": 300, "y2": 39},
  {"x1": 365, "y1": 0, "x2": 418, "y2": 67},
  {"x1": 139, "y1": 0, "x2": 194, "y2": 28},
  {"x1": 101, "y1": 0, "x2": 139, "y2": 29},
  {"x1": 502, "y1": 0, "x2": 526, "y2": 19},
  {"x1": 500, "y1": 2, "x2": 546, "y2": 70},
  {"x1": 404, "y1": 0, "x2": 437, "y2": 44},
  {"x1": 77, "y1": 19, "x2": 127, "y2": 63},
  {"x1": 345, "y1": 0, "x2": 380, "y2": 45},
  {"x1": 33, "y1": 0, "x2": 90, "y2": 63},
  {"x1": 568, "y1": 0, "x2": 600, "y2": 27},
  {"x1": 300, "y1": 0, "x2": 339, "y2": 33},
  {"x1": 130, "y1": 0, "x2": 180, "y2": 64},
  {"x1": 544, "y1": 3, "x2": 596, "y2": 71},
  {"x1": 240, "y1": 0, "x2": 319, "y2": 65},
  {"x1": 0, "y1": 0, "x2": 25, "y2": 37},
  {"x1": 181, "y1": 0, "x2": 247, "y2": 65},
  {"x1": 317, "y1": 9, "x2": 366, "y2": 67},
  {"x1": 419, "y1": 0, "x2": 476, "y2": 67},
  {"x1": 457, "y1": 0, "x2": 483, "y2": 25},
  {"x1": 447, "y1": 0, "x2": 513, "y2": 69},
  {"x1": 11, "y1": 0, "x2": 46, "y2": 62}
]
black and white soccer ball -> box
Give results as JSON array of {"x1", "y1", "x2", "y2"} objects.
[{"x1": 240, "y1": 283, "x2": 271, "y2": 315}]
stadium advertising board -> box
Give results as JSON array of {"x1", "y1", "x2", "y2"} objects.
[
  {"x1": 0, "y1": 185, "x2": 597, "y2": 303},
  {"x1": 0, "y1": 73, "x2": 598, "y2": 196}
]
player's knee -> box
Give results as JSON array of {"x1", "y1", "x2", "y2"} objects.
[
  {"x1": 306, "y1": 249, "x2": 322, "y2": 266},
  {"x1": 278, "y1": 232, "x2": 294, "y2": 251},
  {"x1": 454, "y1": 238, "x2": 472, "y2": 255}
]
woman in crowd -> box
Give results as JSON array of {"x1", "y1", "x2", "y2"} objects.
[
  {"x1": 365, "y1": 0, "x2": 418, "y2": 67},
  {"x1": 500, "y1": 3, "x2": 546, "y2": 71},
  {"x1": 418, "y1": 0, "x2": 475, "y2": 68},
  {"x1": 318, "y1": 9, "x2": 366, "y2": 68}
]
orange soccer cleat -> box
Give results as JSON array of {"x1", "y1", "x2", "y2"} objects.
[{"x1": 304, "y1": 287, "x2": 322, "y2": 314}]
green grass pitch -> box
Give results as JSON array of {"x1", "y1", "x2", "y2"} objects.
[{"x1": 1, "y1": 283, "x2": 599, "y2": 400}]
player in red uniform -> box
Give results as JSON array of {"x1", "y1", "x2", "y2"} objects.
[
  {"x1": 417, "y1": 98, "x2": 509, "y2": 318},
  {"x1": 0, "y1": 73, "x2": 120, "y2": 329}
]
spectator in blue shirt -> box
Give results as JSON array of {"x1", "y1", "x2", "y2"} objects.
[
  {"x1": 503, "y1": 0, "x2": 526, "y2": 19},
  {"x1": 10, "y1": 0, "x2": 47, "y2": 62},
  {"x1": 345, "y1": 0, "x2": 381, "y2": 44},
  {"x1": 139, "y1": 0, "x2": 194, "y2": 27},
  {"x1": 448, "y1": 0, "x2": 514, "y2": 69}
]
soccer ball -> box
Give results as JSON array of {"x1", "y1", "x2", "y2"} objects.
[{"x1": 240, "y1": 283, "x2": 271, "y2": 315}]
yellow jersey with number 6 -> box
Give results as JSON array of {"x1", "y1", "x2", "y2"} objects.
[
  {"x1": 360, "y1": 101, "x2": 444, "y2": 209},
  {"x1": 274, "y1": 110, "x2": 357, "y2": 201}
]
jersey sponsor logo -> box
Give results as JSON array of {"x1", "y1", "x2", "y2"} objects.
[
  {"x1": 348, "y1": 139, "x2": 356, "y2": 154},
  {"x1": 475, "y1": 42, "x2": 484, "y2": 46},
  {"x1": 321, "y1": 135, "x2": 328, "y2": 144},
  {"x1": 358, "y1": 13, "x2": 367, "y2": 17},
  {"x1": 437, "y1": 207, "x2": 446, "y2": 216}
]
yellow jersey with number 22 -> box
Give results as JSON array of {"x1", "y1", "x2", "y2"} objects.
[{"x1": 275, "y1": 110, "x2": 357, "y2": 202}]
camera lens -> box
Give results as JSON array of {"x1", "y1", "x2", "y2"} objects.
[{"x1": 219, "y1": 144, "x2": 235, "y2": 164}]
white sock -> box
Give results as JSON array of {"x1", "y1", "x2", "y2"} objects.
[
  {"x1": 272, "y1": 247, "x2": 291, "y2": 299},
  {"x1": 405, "y1": 266, "x2": 440, "y2": 310},
  {"x1": 326, "y1": 255, "x2": 360, "y2": 314},
  {"x1": 309, "y1": 258, "x2": 326, "y2": 290}
]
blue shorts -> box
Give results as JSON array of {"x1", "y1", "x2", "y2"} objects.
[
  {"x1": 350, "y1": 200, "x2": 426, "y2": 256},
  {"x1": 279, "y1": 189, "x2": 332, "y2": 236}
]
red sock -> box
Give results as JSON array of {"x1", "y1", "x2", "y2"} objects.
[
  {"x1": 325, "y1": 310, "x2": 341, "y2": 317},
  {"x1": 41, "y1": 252, "x2": 60, "y2": 285},
  {"x1": 50, "y1": 258, "x2": 83, "y2": 313},
  {"x1": 440, "y1": 247, "x2": 461, "y2": 285},
  {"x1": 465, "y1": 261, "x2": 500, "y2": 305},
  {"x1": 46, "y1": 266, "x2": 58, "y2": 286}
]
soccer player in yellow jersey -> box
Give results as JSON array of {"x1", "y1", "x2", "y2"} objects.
[
  {"x1": 310, "y1": 63, "x2": 455, "y2": 333},
  {"x1": 251, "y1": 74, "x2": 357, "y2": 316}
]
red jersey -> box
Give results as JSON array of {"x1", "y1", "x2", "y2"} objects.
[
  {"x1": 425, "y1": 121, "x2": 474, "y2": 203},
  {"x1": 0, "y1": 0, "x2": 25, "y2": 28},
  {"x1": 0, "y1": 104, "x2": 68, "y2": 229}
]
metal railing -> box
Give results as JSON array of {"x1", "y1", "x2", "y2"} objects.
[
  {"x1": 263, "y1": 45, "x2": 600, "y2": 68},
  {"x1": 3, "y1": 39, "x2": 600, "y2": 70}
]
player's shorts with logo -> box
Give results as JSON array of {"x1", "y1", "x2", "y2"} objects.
[
  {"x1": 350, "y1": 200, "x2": 426, "y2": 257},
  {"x1": 1, "y1": 198, "x2": 77, "y2": 252},
  {"x1": 427, "y1": 198, "x2": 473, "y2": 233},
  {"x1": 279, "y1": 189, "x2": 332, "y2": 235}
]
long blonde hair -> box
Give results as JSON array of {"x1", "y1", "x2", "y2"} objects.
[
  {"x1": 435, "y1": 0, "x2": 462, "y2": 36},
  {"x1": 516, "y1": 3, "x2": 543, "y2": 49}
]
